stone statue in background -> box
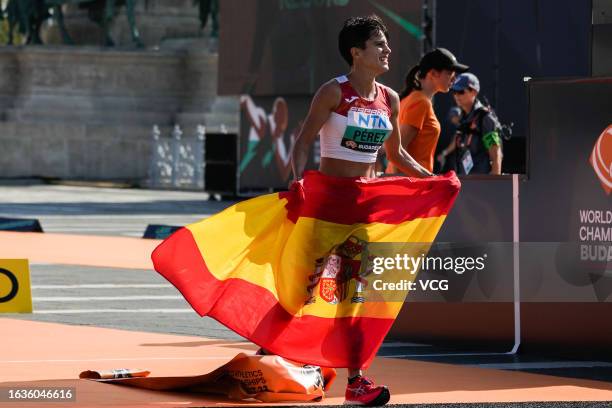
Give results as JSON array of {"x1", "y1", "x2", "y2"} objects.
[
  {"x1": 4, "y1": 0, "x2": 143, "y2": 47},
  {"x1": 196, "y1": 0, "x2": 218, "y2": 38},
  {"x1": 82, "y1": 0, "x2": 143, "y2": 47},
  {"x1": 5, "y1": 0, "x2": 51, "y2": 45}
]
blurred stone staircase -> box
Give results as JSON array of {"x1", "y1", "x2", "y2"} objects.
[{"x1": 0, "y1": 42, "x2": 239, "y2": 180}]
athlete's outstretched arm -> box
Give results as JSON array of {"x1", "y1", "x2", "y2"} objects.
[
  {"x1": 291, "y1": 81, "x2": 341, "y2": 181},
  {"x1": 240, "y1": 95, "x2": 266, "y2": 138},
  {"x1": 273, "y1": 121, "x2": 301, "y2": 181},
  {"x1": 384, "y1": 90, "x2": 434, "y2": 178}
]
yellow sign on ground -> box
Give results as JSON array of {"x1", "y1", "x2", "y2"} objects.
[{"x1": 0, "y1": 259, "x2": 32, "y2": 313}]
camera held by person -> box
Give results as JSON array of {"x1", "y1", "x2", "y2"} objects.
[{"x1": 438, "y1": 73, "x2": 504, "y2": 175}]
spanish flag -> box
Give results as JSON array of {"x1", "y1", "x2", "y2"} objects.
[{"x1": 152, "y1": 170, "x2": 460, "y2": 369}]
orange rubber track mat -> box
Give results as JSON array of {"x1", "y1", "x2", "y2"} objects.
[
  {"x1": 1, "y1": 319, "x2": 611, "y2": 406},
  {"x1": 0, "y1": 231, "x2": 160, "y2": 269}
]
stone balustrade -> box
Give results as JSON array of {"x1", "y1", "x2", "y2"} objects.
[{"x1": 0, "y1": 44, "x2": 238, "y2": 181}]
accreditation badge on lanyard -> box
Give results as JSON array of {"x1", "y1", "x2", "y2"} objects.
[
  {"x1": 461, "y1": 149, "x2": 474, "y2": 174},
  {"x1": 341, "y1": 107, "x2": 391, "y2": 153}
]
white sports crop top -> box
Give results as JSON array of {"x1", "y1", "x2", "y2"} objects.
[{"x1": 319, "y1": 75, "x2": 393, "y2": 163}]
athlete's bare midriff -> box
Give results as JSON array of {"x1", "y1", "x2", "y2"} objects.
[{"x1": 319, "y1": 157, "x2": 376, "y2": 178}]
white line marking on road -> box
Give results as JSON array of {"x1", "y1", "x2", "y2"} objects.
[
  {"x1": 383, "y1": 352, "x2": 517, "y2": 358},
  {"x1": 379, "y1": 342, "x2": 431, "y2": 348},
  {"x1": 32, "y1": 284, "x2": 172, "y2": 289},
  {"x1": 34, "y1": 309, "x2": 193, "y2": 314},
  {"x1": 33, "y1": 296, "x2": 183, "y2": 302},
  {"x1": 1, "y1": 356, "x2": 247, "y2": 363},
  {"x1": 476, "y1": 361, "x2": 612, "y2": 369}
]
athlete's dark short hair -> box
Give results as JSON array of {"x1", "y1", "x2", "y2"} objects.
[{"x1": 338, "y1": 15, "x2": 389, "y2": 66}]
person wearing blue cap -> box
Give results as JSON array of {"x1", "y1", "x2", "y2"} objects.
[{"x1": 443, "y1": 72, "x2": 503, "y2": 175}]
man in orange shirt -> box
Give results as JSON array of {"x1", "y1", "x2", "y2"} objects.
[{"x1": 386, "y1": 48, "x2": 468, "y2": 174}]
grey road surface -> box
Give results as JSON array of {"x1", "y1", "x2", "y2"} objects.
[{"x1": 1, "y1": 183, "x2": 611, "y2": 386}]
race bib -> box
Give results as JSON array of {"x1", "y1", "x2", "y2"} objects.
[{"x1": 341, "y1": 107, "x2": 392, "y2": 153}]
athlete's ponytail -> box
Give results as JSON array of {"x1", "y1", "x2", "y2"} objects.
[{"x1": 399, "y1": 64, "x2": 423, "y2": 99}]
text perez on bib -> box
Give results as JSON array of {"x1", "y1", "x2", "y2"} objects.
[{"x1": 341, "y1": 107, "x2": 392, "y2": 152}]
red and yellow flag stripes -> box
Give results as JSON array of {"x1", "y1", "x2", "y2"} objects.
[{"x1": 152, "y1": 170, "x2": 460, "y2": 369}]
